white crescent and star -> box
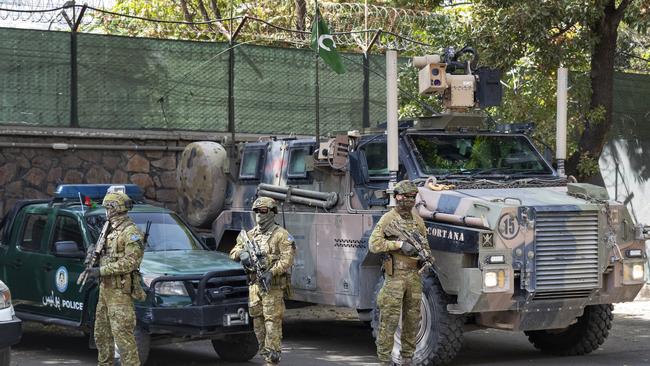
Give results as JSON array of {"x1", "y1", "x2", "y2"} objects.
[{"x1": 318, "y1": 34, "x2": 336, "y2": 52}]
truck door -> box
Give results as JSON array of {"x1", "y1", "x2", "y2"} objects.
[
  {"x1": 6, "y1": 211, "x2": 52, "y2": 315},
  {"x1": 46, "y1": 214, "x2": 87, "y2": 322}
]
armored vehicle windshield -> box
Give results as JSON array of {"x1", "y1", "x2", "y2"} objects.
[
  {"x1": 86, "y1": 212, "x2": 204, "y2": 252},
  {"x1": 407, "y1": 133, "x2": 554, "y2": 177}
]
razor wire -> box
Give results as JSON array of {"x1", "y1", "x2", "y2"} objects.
[{"x1": 0, "y1": 0, "x2": 459, "y2": 54}]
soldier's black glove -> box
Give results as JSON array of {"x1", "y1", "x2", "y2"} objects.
[
  {"x1": 84, "y1": 267, "x2": 100, "y2": 280},
  {"x1": 260, "y1": 270, "x2": 273, "y2": 288},
  {"x1": 400, "y1": 242, "x2": 417, "y2": 257},
  {"x1": 239, "y1": 251, "x2": 253, "y2": 269}
]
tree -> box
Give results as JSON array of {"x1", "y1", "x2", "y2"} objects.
[{"x1": 470, "y1": 0, "x2": 650, "y2": 181}]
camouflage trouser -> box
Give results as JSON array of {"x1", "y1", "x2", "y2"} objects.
[
  {"x1": 95, "y1": 284, "x2": 140, "y2": 366},
  {"x1": 376, "y1": 269, "x2": 422, "y2": 362},
  {"x1": 249, "y1": 286, "x2": 285, "y2": 364}
]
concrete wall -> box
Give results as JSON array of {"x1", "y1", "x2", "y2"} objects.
[{"x1": 0, "y1": 126, "x2": 232, "y2": 217}]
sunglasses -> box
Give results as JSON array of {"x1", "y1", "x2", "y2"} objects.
[
  {"x1": 254, "y1": 208, "x2": 270, "y2": 214},
  {"x1": 398, "y1": 193, "x2": 417, "y2": 198}
]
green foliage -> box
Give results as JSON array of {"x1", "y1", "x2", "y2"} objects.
[
  {"x1": 577, "y1": 152, "x2": 601, "y2": 177},
  {"x1": 399, "y1": 0, "x2": 649, "y2": 180}
]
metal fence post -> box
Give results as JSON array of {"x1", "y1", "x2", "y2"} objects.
[{"x1": 64, "y1": 3, "x2": 86, "y2": 128}]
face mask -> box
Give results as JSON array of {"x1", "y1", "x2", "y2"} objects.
[
  {"x1": 106, "y1": 208, "x2": 126, "y2": 227},
  {"x1": 256, "y1": 212, "x2": 276, "y2": 231},
  {"x1": 396, "y1": 195, "x2": 416, "y2": 215}
]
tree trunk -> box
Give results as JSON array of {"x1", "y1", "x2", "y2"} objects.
[
  {"x1": 295, "y1": 0, "x2": 307, "y2": 31},
  {"x1": 565, "y1": 0, "x2": 629, "y2": 181}
]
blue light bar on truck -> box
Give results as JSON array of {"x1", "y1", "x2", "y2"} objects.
[{"x1": 54, "y1": 184, "x2": 144, "y2": 201}]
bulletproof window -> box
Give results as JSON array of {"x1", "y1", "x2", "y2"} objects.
[
  {"x1": 287, "y1": 145, "x2": 311, "y2": 179},
  {"x1": 409, "y1": 134, "x2": 553, "y2": 176},
  {"x1": 239, "y1": 146, "x2": 266, "y2": 180},
  {"x1": 361, "y1": 140, "x2": 389, "y2": 179},
  {"x1": 19, "y1": 214, "x2": 48, "y2": 252},
  {"x1": 52, "y1": 215, "x2": 85, "y2": 251}
]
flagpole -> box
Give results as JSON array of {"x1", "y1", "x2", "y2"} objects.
[{"x1": 314, "y1": 0, "x2": 320, "y2": 144}]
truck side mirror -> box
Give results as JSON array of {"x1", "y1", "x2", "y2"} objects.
[{"x1": 54, "y1": 241, "x2": 85, "y2": 259}]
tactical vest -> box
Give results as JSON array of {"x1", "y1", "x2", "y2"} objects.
[
  {"x1": 385, "y1": 214, "x2": 421, "y2": 272},
  {"x1": 251, "y1": 225, "x2": 289, "y2": 287},
  {"x1": 100, "y1": 220, "x2": 138, "y2": 294}
]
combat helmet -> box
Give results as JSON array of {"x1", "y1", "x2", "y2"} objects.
[
  {"x1": 102, "y1": 190, "x2": 133, "y2": 214},
  {"x1": 252, "y1": 196, "x2": 278, "y2": 213},
  {"x1": 393, "y1": 180, "x2": 418, "y2": 195}
]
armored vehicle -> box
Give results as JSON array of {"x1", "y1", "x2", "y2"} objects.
[
  {"x1": 178, "y1": 49, "x2": 649, "y2": 365},
  {"x1": 0, "y1": 184, "x2": 256, "y2": 364}
]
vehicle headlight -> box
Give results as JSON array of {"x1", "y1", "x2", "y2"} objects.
[
  {"x1": 632, "y1": 264, "x2": 645, "y2": 280},
  {"x1": 483, "y1": 267, "x2": 512, "y2": 293},
  {"x1": 486, "y1": 255, "x2": 506, "y2": 264},
  {"x1": 623, "y1": 260, "x2": 646, "y2": 283},
  {"x1": 142, "y1": 273, "x2": 189, "y2": 296},
  {"x1": 155, "y1": 281, "x2": 189, "y2": 296},
  {"x1": 0, "y1": 282, "x2": 11, "y2": 310}
]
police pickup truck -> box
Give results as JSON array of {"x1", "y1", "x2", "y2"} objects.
[{"x1": 0, "y1": 184, "x2": 256, "y2": 364}]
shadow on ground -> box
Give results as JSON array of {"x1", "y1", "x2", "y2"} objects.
[{"x1": 10, "y1": 303, "x2": 650, "y2": 366}]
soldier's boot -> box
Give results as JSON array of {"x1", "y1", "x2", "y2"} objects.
[
  {"x1": 265, "y1": 349, "x2": 281, "y2": 366},
  {"x1": 401, "y1": 357, "x2": 413, "y2": 366}
]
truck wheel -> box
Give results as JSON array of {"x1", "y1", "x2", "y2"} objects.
[
  {"x1": 371, "y1": 275, "x2": 464, "y2": 365},
  {"x1": 0, "y1": 347, "x2": 10, "y2": 366},
  {"x1": 114, "y1": 326, "x2": 151, "y2": 365},
  {"x1": 525, "y1": 304, "x2": 613, "y2": 356},
  {"x1": 212, "y1": 333, "x2": 259, "y2": 362}
]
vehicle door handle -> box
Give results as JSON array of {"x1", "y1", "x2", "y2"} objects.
[
  {"x1": 12, "y1": 259, "x2": 22, "y2": 268},
  {"x1": 43, "y1": 263, "x2": 53, "y2": 271}
]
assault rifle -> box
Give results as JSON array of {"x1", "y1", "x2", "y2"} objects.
[
  {"x1": 388, "y1": 220, "x2": 437, "y2": 275},
  {"x1": 77, "y1": 221, "x2": 110, "y2": 291},
  {"x1": 240, "y1": 230, "x2": 270, "y2": 293}
]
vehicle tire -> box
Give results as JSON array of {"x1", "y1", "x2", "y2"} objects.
[
  {"x1": 114, "y1": 326, "x2": 151, "y2": 366},
  {"x1": 212, "y1": 332, "x2": 259, "y2": 362},
  {"x1": 0, "y1": 347, "x2": 10, "y2": 366},
  {"x1": 525, "y1": 304, "x2": 613, "y2": 356},
  {"x1": 371, "y1": 274, "x2": 464, "y2": 365}
]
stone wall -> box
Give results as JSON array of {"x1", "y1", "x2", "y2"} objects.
[{"x1": 0, "y1": 126, "x2": 232, "y2": 217}]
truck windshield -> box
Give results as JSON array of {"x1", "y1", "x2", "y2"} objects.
[
  {"x1": 408, "y1": 134, "x2": 553, "y2": 177},
  {"x1": 86, "y1": 212, "x2": 204, "y2": 251}
]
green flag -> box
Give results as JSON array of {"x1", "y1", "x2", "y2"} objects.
[{"x1": 310, "y1": 10, "x2": 345, "y2": 74}]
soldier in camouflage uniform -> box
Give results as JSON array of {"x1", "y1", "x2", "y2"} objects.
[
  {"x1": 370, "y1": 180, "x2": 429, "y2": 366},
  {"x1": 81, "y1": 189, "x2": 145, "y2": 366},
  {"x1": 230, "y1": 197, "x2": 295, "y2": 366}
]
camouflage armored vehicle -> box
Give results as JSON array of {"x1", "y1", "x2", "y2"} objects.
[{"x1": 177, "y1": 48, "x2": 649, "y2": 365}]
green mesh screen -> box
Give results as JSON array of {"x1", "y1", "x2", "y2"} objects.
[
  {"x1": 612, "y1": 72, "x2": 650, "y2": 137},
  {"x1": 77, "y1": 33, "x2": 229, "y2": 130},
  {"x1": 0, "y1": 27, "x2": 70, "y2": 126},
  {"x1": 6, "y1": 27, "x2": 647, "y2": 136},
  {"x1": 0, "y1": 27, "x2": 390, "y2": 133}
]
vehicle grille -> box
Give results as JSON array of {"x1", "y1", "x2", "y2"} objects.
[
  {"x1": 190, "y1": 275, "x2": 249, "y2": 304},
  {"x1": 534, "y1": 211, "x2": 600, "y2": 296}
]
